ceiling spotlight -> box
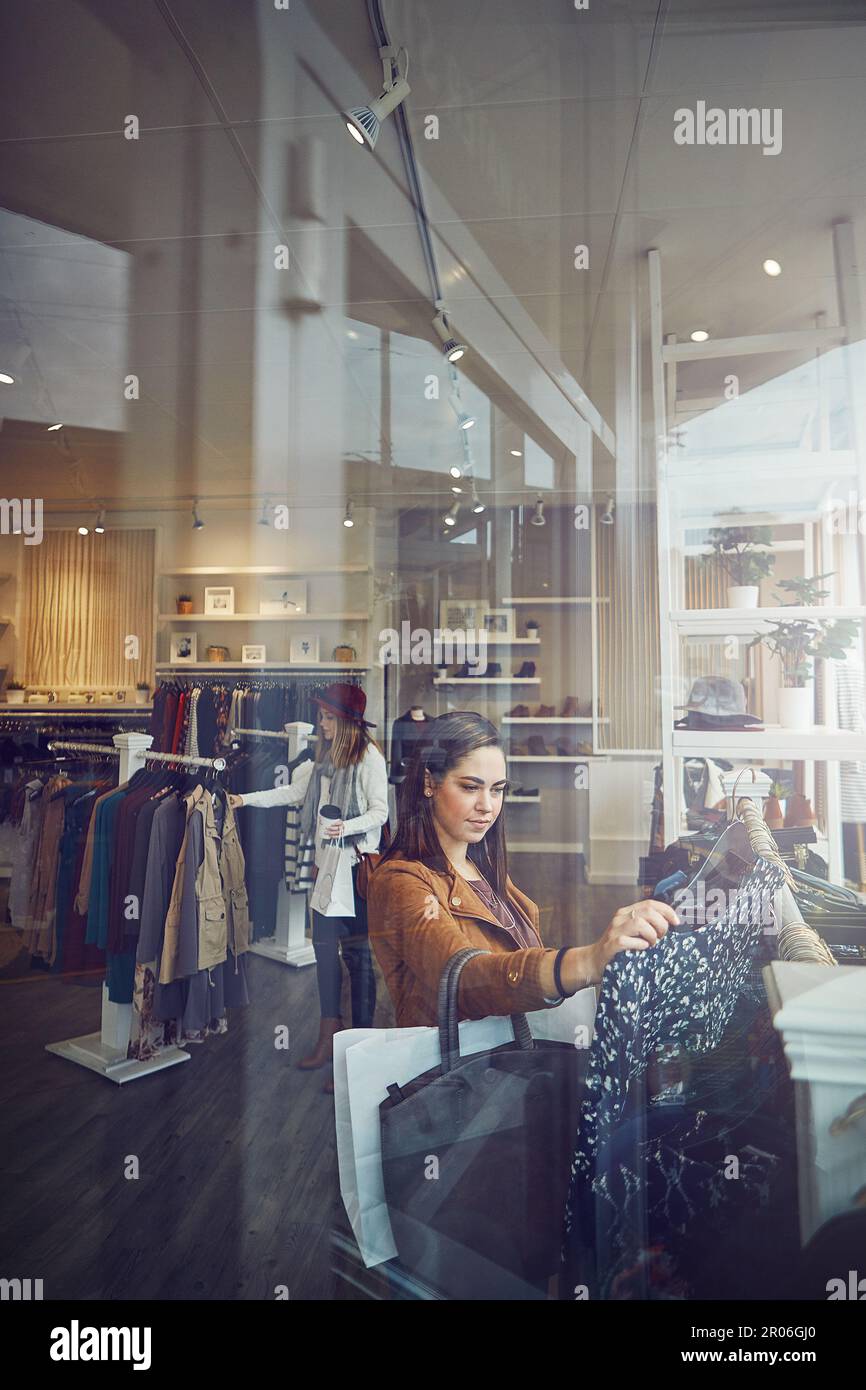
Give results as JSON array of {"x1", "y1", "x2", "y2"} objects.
[
  {"x1": 0, "y1": 373, "x2": 13, "y2": 385},
  {"x1": 47, "y1": 422, "x2": 63, "y2": 431},
  {"x1": 78, "y1": 524, "x2": 89, "y2": 536},
  {"x1": 451, "y1": 484, "x2": 463, "y2": 494},
  {"x1": 529, "y1": 496, "x2": 546, "y2": 528},
  {"x1": 343, "y1": 501, "x2": 355, "y2": 528},
  {"x1": 448, "y1": 394, "x2": 476, "y2": 430},
  {"x1": 94, "y1": 509, "x2": 106, "y2": 534},
  {"x1": 432, "y1": 307, "x2": 467, "y2": 364},
  {"x1": 510, "y1": 448, "x2": 523, "y2": 457},
  {"x1": 443, "y1": 501, "x2": 460, "y2": 528},
  {"x1": 599, "y1": 495, "x2": 615, "y2": 526},
  {"x1": 449, "y1": 465, "x2": 462, "y2": 479},
  {"x1": 690, "y1": 329, "x2": 709, "y2": 343},
  {"x1": 191, "y1": 501, "x2": 205, "y2": 531},
  {"x1": 258, "y1": 500, "x2": 270, "y2": 527},
  {"x1": 343, "y1": 45, "x2": 411, "y2": 151},
  {"x1": 471, "y1": 486, "x2": 485, "y2": 514},
  {"x1": 763, "y1": 258, "x2": 782, "y2": 277}
]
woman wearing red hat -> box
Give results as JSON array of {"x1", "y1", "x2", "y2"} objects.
[{"x1": 229, "y1": 683, "x2": 388, "y2": 1089}]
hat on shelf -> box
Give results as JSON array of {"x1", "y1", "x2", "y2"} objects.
[
  {"x1": 313, "y1": 682, "x2": 376, "y2": 728},
  {"x1": 675, "y1": 676, "x2": 763, "y2": 731}
]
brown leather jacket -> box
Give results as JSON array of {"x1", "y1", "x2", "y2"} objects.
[{"x1": 367, "y1": 852, "x2": 558, "y2": 1027}]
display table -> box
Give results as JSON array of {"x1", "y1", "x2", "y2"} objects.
[{"x1": 764, "y1": 961, "x2": 866, "y2": 1245}]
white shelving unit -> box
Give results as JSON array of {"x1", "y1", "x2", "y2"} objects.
[
  {"x1": 650, "y1": 229, "x2": 866, "y2": 886},
  {"x1": 156, "y1": 564, "x2": 372, "y2": 668}
]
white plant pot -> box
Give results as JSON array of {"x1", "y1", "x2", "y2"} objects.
[
  {"x1": 727, "y1": 585, "x2": 760, "y2": 609},
  {"x1": 135, "y1": 690, "x2": 149, "y2": 705},
  {"x1": 778, "y1": 685, "x2": 813, "y2": 730},
  {"x1": 5, "y1": 690, "x2": 25, "y2": 704}
]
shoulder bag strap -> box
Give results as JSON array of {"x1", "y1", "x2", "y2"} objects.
[{"x1": 438, "y1": 947, "x2": 534, "y2": 1075}]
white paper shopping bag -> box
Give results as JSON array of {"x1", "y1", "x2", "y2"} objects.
[{"x1": 333, "y1": 988, "x2": 597, "y2": 1268}]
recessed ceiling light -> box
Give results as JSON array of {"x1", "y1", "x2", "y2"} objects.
[
  {"x1": 47, "y1": 422, "x2": 63, "y2": 431},
  {"x1": 690, "y1": 330, "x2": 709, "y2": 343},
  {"x1": 763, "y1": 258, "x2": 782, "y2": 277}
]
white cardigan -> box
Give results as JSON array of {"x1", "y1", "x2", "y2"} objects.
[{"x1": 240, "y1": 743, "x2": 389, "y2": 855}]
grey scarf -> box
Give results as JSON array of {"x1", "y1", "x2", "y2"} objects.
[{"x1": 298, "y1": 755, "x2": 364, "y2": 850}]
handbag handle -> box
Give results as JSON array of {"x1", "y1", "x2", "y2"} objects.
[{"x1": 437, "y1": 947, "x2": 535, "y2": 1075}]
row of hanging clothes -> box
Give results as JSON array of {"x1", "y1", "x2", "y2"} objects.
[
  {"x1": 8, "y1": 745, "x2": 252, "y2": 1062},
  {"x1": 564, "y1": 801, "x2": 841, "y2": 1300},
  {"x1": 149, "y1": 674, "x2": 363, "y2": 757}
]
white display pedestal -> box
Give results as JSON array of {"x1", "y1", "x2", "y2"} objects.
[
  {"x1": 247, "y1": 720, "x2": 316, "y2": 969},
  {"x1": 764, "y1": 961, "x2": 866, "y2": 1245}
]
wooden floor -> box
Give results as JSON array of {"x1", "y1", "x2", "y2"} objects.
[{"x1": 0, "y1": 862, "x2": 637, "y2": 1301}]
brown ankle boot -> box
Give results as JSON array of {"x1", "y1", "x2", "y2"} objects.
[{"x1": 297, "y1": 1017, "x2": 343, "y2": 1070}]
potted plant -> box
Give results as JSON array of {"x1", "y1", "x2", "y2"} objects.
[
  {"x1": 5, "y1": 680, "x2": 25, "y2": 705},
  {"x1": 700, "y1": 526, "x2": 775, "y2": 608},
  {"x1": 135, "y1": 681, "x2": 150, "y2": 706},
  {"x1": 749, "y1": 573, "x2": 860, "y2": 729},
  {"x1": 176, "y1": 593, "x2": 193, "y2": 614}
]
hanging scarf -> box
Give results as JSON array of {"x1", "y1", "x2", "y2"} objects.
[{"x1": 298, "y1": 753, "x2": 364, "y2": 853}]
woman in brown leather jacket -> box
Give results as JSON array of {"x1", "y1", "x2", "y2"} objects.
[{"x1": 368, "y1": 711, "x2": 677, "y2": 1028}]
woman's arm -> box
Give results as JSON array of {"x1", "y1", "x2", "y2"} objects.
[
  {"x1": 369, "y1": 864, "x2": 679, "y2": 1020},
  {"x1": 234, "y1": 756, "x2": 314, "y2": 810},
  {"x1": 340, "y1": 746, "x2": 389, "y2": 837}
]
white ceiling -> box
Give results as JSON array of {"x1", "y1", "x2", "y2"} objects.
[{"x1": 0, "y1": 0, "x2": 865, "y2": 515}]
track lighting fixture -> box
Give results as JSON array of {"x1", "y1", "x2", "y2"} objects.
[
  {"x1": 449, "y1": 465, "x2": 462, "y2": 479},
  {"x1": 432, "y1": 306, "x2": 467, "y2": 364},
  {"x1": 77, "y1": 524, "x2": 89, "y2": 536},
  {"x1": 343, "y1": 501, "x2": 355, "y2": 528},
  {"x1": 47, "y1": 422, "x2": 63, "y2": 431},
  {"x1": 600, "y1": 495, "x2": 615, "y2": 526},
  {"x1": 443, "y1": 501, "x2": 460, "y2": 528},
  {"x1": 451, "y1": 484, "x2": 463, "y2": 494},
  {"x1": 0, "y1": 373, "x2": 13, "y2": 385},
  {"x1": 471, "y1": 485, "x2": 485, "y2": 514},
  {"x1": 529, "y1": 496, "x2": 546, "y2": 528},
  {"x1": 343, "y1": 45, "x2": 411, "y2": 151},
  {"x1": 191, "y1": 501, "x2": 205, "y2": 531},
  {"x1": 448, "y1": 393, "x2": 476, "y2": 430},
  {"x1": 690, "y1": 329, "x2": 709, "y2": 343},
  {"x1": 94, "y1": 509, "x2": 106, "y2": 534}
]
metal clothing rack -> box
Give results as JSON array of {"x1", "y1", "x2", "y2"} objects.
[
  {"x1": 231, "y1": 721, "x2": 316, "y2": 970},
  {"x1": 42, "y1": 731, "x2": 222, "y2": 1085},
  {"x1": 230, "y1": 726, "x2": 292, "y2": 741}
]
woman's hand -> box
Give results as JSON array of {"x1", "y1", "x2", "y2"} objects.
[
  {"x1": 227, "y1": 793, "x2": 244, "y2": 810},
  {"x1": 587, "y1": 899, "x2": 679, "y2": 981},
  {"x1": 324, "y1": 819, "x2": 346, "y2": 839}
]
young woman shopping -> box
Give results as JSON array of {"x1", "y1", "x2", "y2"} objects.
[
  {"x1": 368, "y1": 710, "x2": 678, "y2": 1026},
  {"x1": 228, "y1": 683, "x2": 388, "y2": 1090}
]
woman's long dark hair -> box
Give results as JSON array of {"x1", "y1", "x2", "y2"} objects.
[{"x1": 379, "y1": 711, "x2": 509, "y2": 894}]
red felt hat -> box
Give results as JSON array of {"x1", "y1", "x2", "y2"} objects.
[{"x1": 314, "y1": 682, "x2": 376, "y2": 728}]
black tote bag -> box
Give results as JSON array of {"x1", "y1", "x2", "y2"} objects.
[{"x1": 379, "y1": 948, "x2": 589, "y2": 1298}]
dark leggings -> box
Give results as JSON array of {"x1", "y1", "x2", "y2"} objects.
[{"x1": 311, "y1": 863, "x2": 377, "y2": 1027}]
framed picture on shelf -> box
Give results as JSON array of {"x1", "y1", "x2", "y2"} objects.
[
  {"x1": 259, "y1": 579, "x2": 307, "y2": 615},
  {"x1": 203, "y1": 586, "x2": 235, "y2": 615},
  {"x1": 242, "y1": 644, "x2": 267, "y2": 665},
  {"x1": 170, "y1": 632, "x2": 197, "y2": 664},
  {"x1": 290, "y1": 634, "x2": 319, "y2": 664},
  {"x1": 482, "y1": 608, "x2": 514, "y2": 638},
  {"x1": 439, "y1": 599, "x2": 488, "y2": 633}
]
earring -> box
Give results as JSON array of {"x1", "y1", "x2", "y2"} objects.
[{"x1": 424, "y1": 790, "x2": 433, "y2": 797}]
